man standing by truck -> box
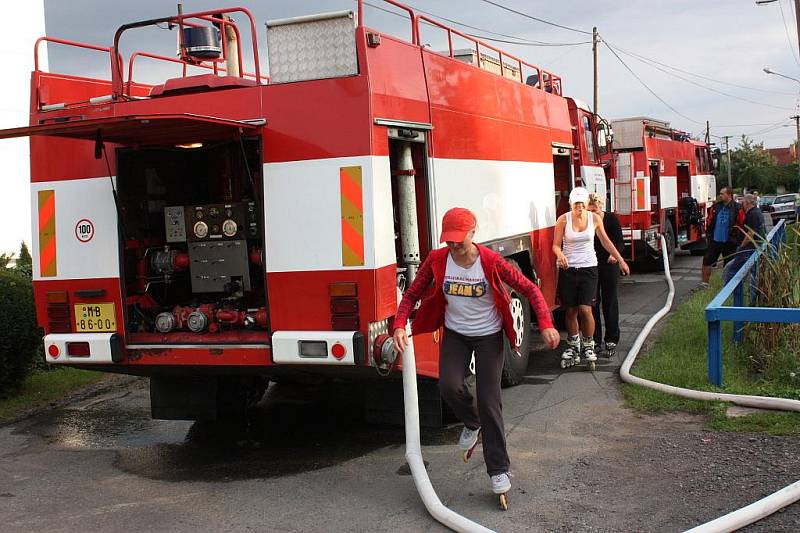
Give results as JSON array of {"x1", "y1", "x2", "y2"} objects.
[
  {"x1": 722, "y1": 194, "x2": 765, "y2": 283},
  {"x1": 701, "y1": 187, "x2": 744, "y2": 288}
]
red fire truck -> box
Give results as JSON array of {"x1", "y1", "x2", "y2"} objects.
[
  {"x1": 1, "y1": 2, "x2": 608, "y2": 423},
  {"x1": 601, "y1": 117, "x2": 716, "y2": 266}
]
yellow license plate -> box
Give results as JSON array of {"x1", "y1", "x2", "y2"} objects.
[{"x1": 74, "y1": 303, "x2": 117, "y2": 332}]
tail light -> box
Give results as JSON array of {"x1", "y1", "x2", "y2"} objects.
[
  {"x1": 66, "y1": 342, "x2": 91, "y2": 357},
  {"x1": 329, "y1": 283, "x2": 359, "y2": 330},
  {"x1": 46, "y1": 291, "x2": 71, "y2": 333}
]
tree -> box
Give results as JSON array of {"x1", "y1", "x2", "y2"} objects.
[
  {"x1": 0, "y1": 253, "x2": 10, "y2": 269},
  {"x1": 721, "y1": 136, "x2": 784, "y2": 193},
  {"x1": 15, "y1": 242, "x2": 31, "y2": 277}
]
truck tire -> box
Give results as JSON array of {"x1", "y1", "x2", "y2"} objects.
[
  {"x1": 501, "y1": 260, "x2": 532, "y2": 387},
  {"x1": 663, "y1": 220, "x2": 676, "y2": 266},
  {"x1": 640, "y1": 221, "x2": 676, "y2": 272}
]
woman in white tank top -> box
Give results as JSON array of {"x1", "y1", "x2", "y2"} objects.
[{"x1": 552, "y1": 187, "x2": 629, "y2": 364}]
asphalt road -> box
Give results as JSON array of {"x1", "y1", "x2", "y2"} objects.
[{"x1": 1, "y1": 252, "x2": 796, "y2": 532}]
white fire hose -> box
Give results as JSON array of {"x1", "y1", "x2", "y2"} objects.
[
  {"x1": 401, "y1": 326, "x2": 495, "y2": 533},
  {"x1": 620, "y1": 235, "x2": 800, "y2": 532}
]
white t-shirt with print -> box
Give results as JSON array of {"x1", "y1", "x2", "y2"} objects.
[{"x1": 443, "y1": 253, "x2": 503, "y2": 336}]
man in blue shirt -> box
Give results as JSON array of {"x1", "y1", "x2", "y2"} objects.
[
  {"x1": 722, "y1": 194, "x2": 765, "y2": 284},
  {"x1": 701, "y1": 187, "x2": 743, "y2": 287}
]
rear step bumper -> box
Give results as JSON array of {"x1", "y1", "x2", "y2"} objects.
[
  {"x1": 44, "y1": 333, "x2": 123, "y2": 364},
  {"x1": 271, "y1": 330, "x2": 365, "y2": 365}
]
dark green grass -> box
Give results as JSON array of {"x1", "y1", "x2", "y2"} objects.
[
  {"x1": 623, "y1": 275, "x2": 800, "y2": 435},
  {"x1": 0, "y1": 368, "x2": 105, "y2": 423}
]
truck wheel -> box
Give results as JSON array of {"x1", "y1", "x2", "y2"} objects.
[
  {"x1": 663, "y1": 221, "x2": 676, "y2": 266},
  {"x1": 501, "y1": 260, "x2": 532, "y2": 387}
]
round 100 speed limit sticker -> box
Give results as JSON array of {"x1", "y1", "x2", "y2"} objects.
[{"x1": 75, "y1": 219, "x2": 95, "y2": 243}]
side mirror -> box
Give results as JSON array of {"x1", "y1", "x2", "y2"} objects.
[{"x1": 597, "y1": 126, "x2": 608, "y2": 148}]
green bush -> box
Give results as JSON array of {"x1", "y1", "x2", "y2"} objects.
[{"x1": 0, "y1": 269, "x2": 41, "y2": 394}]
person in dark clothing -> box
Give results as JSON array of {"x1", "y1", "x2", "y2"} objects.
[
  {"x1": 702, "y1": 187, "x2": 745, "y2": 287},
  {"x1": 587, "y1": 193, "x2": 624, "y2": 357},
  {"x1": 722, "y1": 194, "x2": 765, "y2": 284}
]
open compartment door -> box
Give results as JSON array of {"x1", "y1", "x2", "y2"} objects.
[{"x1": 0, "y1": 113, "x2": 264, "y2": 145}]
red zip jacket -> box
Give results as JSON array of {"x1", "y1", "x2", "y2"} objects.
[{"x1": 393, "y1": 245, "x2": 554, "y2": 352}]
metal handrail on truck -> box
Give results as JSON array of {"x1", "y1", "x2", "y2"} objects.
[{"x1": 357, "y1": 0, "x2": 562, "y2": 95}]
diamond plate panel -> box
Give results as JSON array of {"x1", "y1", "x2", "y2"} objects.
[{"x1": 267, "y1": 12, "x2": 358, "y2": 83}]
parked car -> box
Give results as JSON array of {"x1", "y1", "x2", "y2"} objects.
[
  {"x1": 759, "y1": 194, "x2": 776, "y2": 213},
  {"x1": 769, "y1": 193, "x2": 800, "y2": 223}
]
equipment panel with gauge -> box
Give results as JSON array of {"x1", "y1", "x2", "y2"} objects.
[{"x1": 180, "y1": 202, "x2": 257, "y2": 243}]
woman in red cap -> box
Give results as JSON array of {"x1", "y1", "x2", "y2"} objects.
[{"x1": 392, "y1": 207, "x2": 560, "y2": 505}]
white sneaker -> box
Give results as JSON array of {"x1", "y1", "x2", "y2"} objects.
[
  {"x1": 491, "y1": 473, "x2": 511, "y2": 494},
  {"x1": 458, "y1": 426, "x2": 481, "y2": 451}
]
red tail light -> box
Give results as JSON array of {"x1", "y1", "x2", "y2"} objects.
[
  {"x1": 67, "y1": 342, "x2": 90, "y2": 357},
  {"x1": 331, "y1": 342, "x2": 347, "y2": 359},
  {"x1": 331, "y1": 298, "x2": 358, "y2": 314},
  {"x1": 46, "y1": 291, "x2": 71, "y2": 333},
  {"x1": 330, "y1": 284, "x2": 359, "y2": 330}
]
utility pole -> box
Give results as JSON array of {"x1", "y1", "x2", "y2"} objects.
[
  {"x1": 722, "y1": 135, "x2": 733, "y2": 189},
  {"x1": 705, "y1": 120, "x2": 710, "y2": 145},
  {"x1": 794, "y1": 115, "x2": 800, "y2": 192},
  {"x1": 592, "y1": 27, "x2": 598, "y2": 115}
]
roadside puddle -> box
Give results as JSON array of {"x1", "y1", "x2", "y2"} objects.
[{"x1": 16, "y1": 381, "x2": 459, "y2": 482}]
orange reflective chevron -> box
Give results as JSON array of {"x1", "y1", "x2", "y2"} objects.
[
  {"x1": 38, "y1": 189, "x2": 57, "y2": 277},
  {"x1": 340, "y1": 166, "x2": 364, "y2": 266}
]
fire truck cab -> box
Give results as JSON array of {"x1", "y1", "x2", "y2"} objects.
[{"x1": 2, "y1": 2, "x2": 606, "y2": 423}]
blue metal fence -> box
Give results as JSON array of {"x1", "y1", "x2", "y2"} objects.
[{"x1": 704, "y1": 219, "x2": 799, "y2": 386}]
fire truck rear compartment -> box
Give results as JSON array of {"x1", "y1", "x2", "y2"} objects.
[{"x1": 116, "y1": 138, "x2": 268, "y2": 344}]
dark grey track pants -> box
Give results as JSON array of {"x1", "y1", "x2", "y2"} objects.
[{"x1": 439, "y1": 327, "x2": 509, "y2": 476}]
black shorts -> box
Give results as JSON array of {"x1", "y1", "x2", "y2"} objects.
[
  {"x1": 557, "y1": 266, "x2": 598, "y2": 307},
  {"x1": 703, "y1": 240, "x2": 737, "y2": 267}
]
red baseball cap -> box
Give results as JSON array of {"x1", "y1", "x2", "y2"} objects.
[{"x1": 439, "y1": 207, "x2": 477, "y2": 243}]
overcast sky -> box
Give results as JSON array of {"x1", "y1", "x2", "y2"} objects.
[{"x1": 2, "y1": 0, "x2": 797, "y2": 254}]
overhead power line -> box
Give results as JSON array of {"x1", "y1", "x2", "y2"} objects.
[
  {"x1": 403, "y1": 1, "x2": 589, "y2": 46},
  {"x1": 779, "y1": 0, "x2": 800, "y2": 67},
  {"x1": 601, "y1": 40, "x2": 704, "y2": 126},
  {"x1": 363, "y1": 1, "x2": 590, "y2": 46},
  {"x1": 743, "y1": 120, "x2": 792, "y2": 137},
  {"x1": 609, "y1": 44, "x2": 797, "y2": 112},
  {"x1": 475, "y1": 0, "x2": 593, "y2": 35},
  {"x1": 602, "y1": 41, "x2": 796, "y2": 96}
]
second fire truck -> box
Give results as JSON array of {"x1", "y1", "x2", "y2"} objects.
[{"x1": 599, "y1": 117, "x2": 717, "y2": 267}]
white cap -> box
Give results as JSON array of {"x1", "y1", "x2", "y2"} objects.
[{"x1": 569, "y1": 187, "x2": 589, "y2": 205}]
